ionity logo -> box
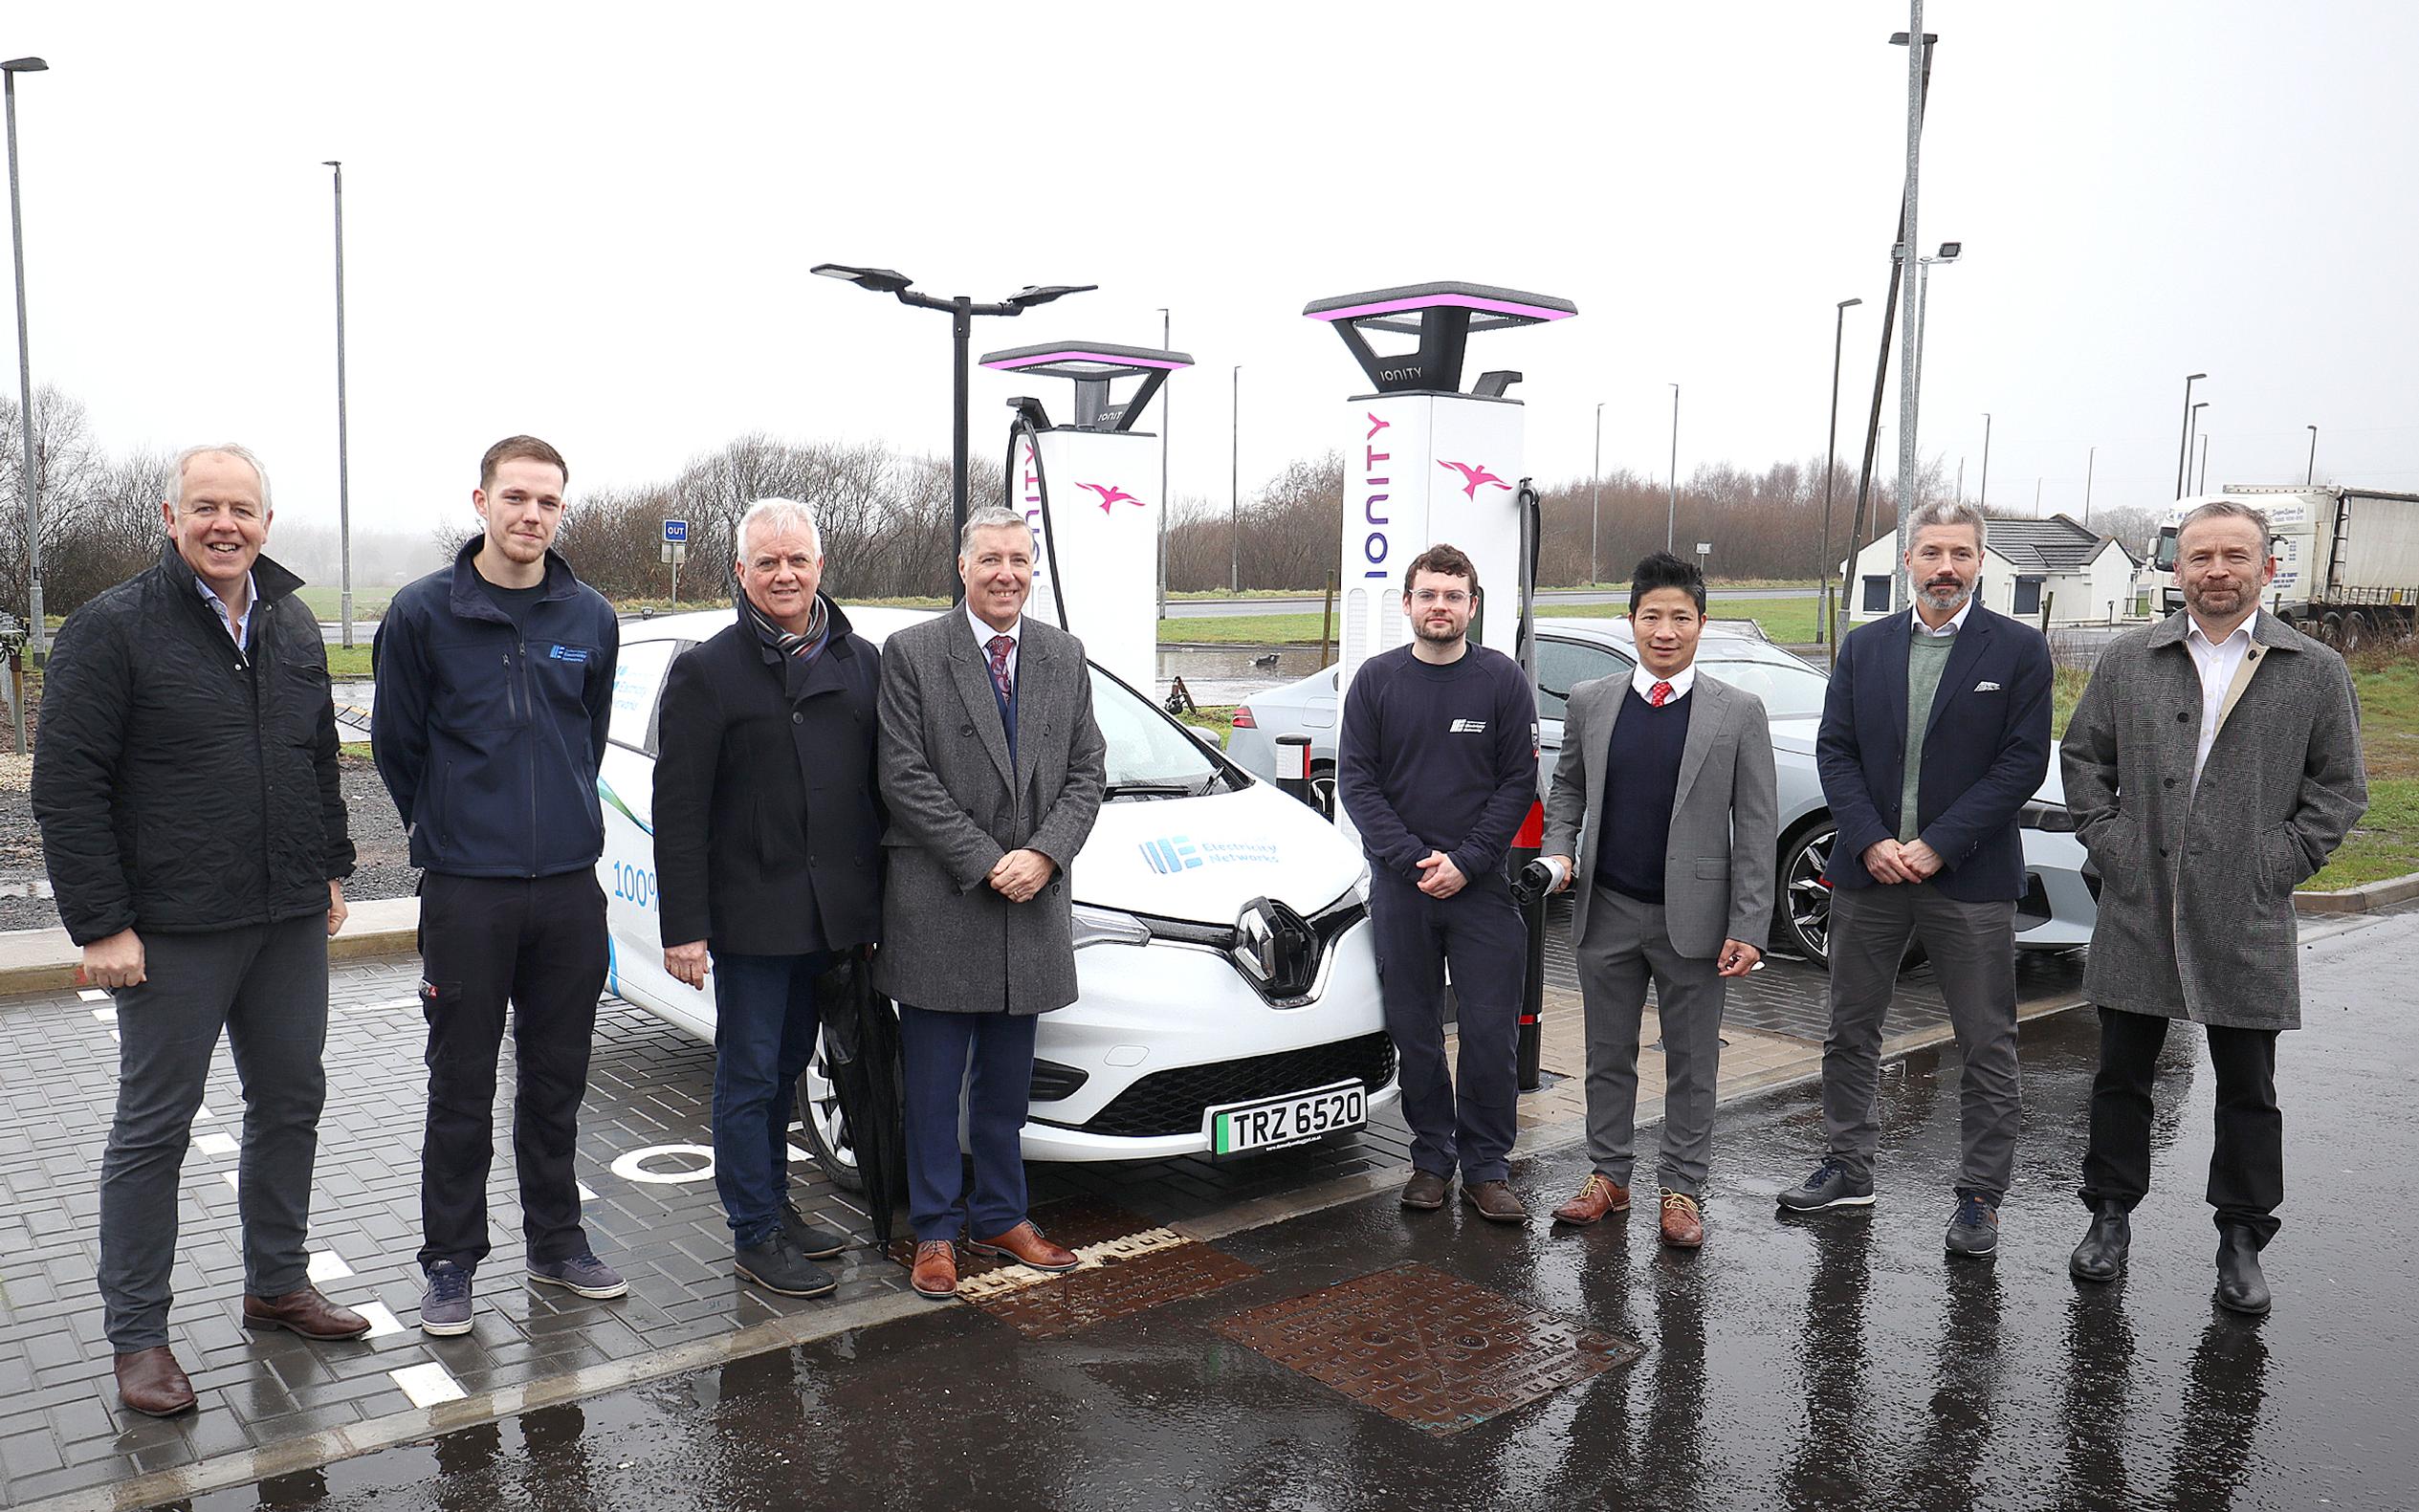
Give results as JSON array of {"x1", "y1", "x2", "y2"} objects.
[
  {"x1": 1439, "y1": 460, "x2": 1512, "y2": 500},
  {"x1": 1077, "y1": 483, "x2": 1144, "y2": 514}
]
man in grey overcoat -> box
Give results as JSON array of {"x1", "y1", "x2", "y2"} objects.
[
  {"x1": 876, "y1": 506, "x2": 1107, "y2": 1302},
  {"x1": 2061, "y1": 498, "x2": 2367, "y2": 1315},
  {"x1": 1539, "y1": 552, "x2": 1779, "y2": 1249}
]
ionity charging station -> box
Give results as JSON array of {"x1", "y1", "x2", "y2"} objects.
[
  {"x1": 980, "y1": 340, "x2": 1194, "y2": 692},
  {"x1": 1306, "y1": 281, "x2": 1576, "y2": 1090},
  {"x1": 1303, "y1": 281, "x2": 1575, "y2": 692}
]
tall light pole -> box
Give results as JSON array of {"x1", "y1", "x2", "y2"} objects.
[
  {"x1": 4, "y1": 57, "x2": 48, "y2": 660},
  {"x1": 1818, "y1": 296, "x2": 1862, "y2": 644},
  {"x1": 2197, "y1": 431, "x2": 2210, "y2": 493},
  {"x1": 1888, "y1": 10, "x2": 1928, "y2": 613},
  {"x1": 1229, "y1": 363, "x2": 1240, "y2": 592},
  {"x1": 322, "y1": 161, "x2": 356, "y2": 648},
  {"x1": 2186, "y1": 401, "x2": 2209, "y2": 495},
  {"x1": 2083, "y1": 445, "x2": 2097, "y2": 525},
  {"x1": 1909, "y1": 241, "x2": 1960, "y2": 430},
  {"x1": 2306, "y1": 424, "x2": 2319, "y2": 485},
  {"x1": 2174, "y1": 371, "x2": 2208, "y2": 499},
  {"x1": 810, "y1": 264, "x2": 1094, "y2": 580},
  {"x1": 1155, "y1": 307, "x2": 1170, "y2": 619},
  {"x1": 1665, "y1": 382, "x2": 1680, "y2": 553},
  {"x1": 1978, "y1": 411, "x2": 1991, "y2": 507},
  {"x1": 1590, "y1": 401, "x2": 1604, "y2": 587}
]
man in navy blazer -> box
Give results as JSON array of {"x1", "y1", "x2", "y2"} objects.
[{"x1": 1776, "y1": 500, "x2": 2053, "y2": 1259}]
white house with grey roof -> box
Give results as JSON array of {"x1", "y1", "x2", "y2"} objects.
[{"x1": 1839, "y1": 515, "x2": 2142, "y2": 628}]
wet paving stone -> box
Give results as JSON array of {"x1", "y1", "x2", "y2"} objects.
[{"x1": 1214, "y1": 1260, "x2": 1642, "y2": 1435}]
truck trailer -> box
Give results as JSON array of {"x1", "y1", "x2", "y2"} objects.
[{"x1": 2149, "y1": 485, "x2": 2419, "y2": 648}]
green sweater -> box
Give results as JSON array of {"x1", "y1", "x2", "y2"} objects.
[{"x1": 1900, "y1": 629, "x2": 1959, "y2": 843}]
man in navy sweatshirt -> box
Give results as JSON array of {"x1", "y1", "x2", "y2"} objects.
[{"x1": 1339, "y1": 543, "x2": 1541, "y2": 1222}]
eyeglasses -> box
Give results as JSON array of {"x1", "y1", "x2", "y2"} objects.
[{"x1": 1408, "y1": 589, "x2": 1472, "y2": 607}]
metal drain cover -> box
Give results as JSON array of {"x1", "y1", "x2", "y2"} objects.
[{"x1": 1215, "y1": 1261, "x2": 1640, "y2": 1434}]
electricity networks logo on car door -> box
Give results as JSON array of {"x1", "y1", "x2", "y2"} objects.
[{"x1": 1140, "y1": 836, "x2": 1203, "y2": 874}]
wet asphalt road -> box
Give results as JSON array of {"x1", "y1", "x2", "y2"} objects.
[{"x1": 197, "y1": 913, "x2": 2419, "y2": 1512}]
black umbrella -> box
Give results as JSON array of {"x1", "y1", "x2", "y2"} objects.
[{"x1": 804, "y1": 948, "x2": 909, "y2": 1243}]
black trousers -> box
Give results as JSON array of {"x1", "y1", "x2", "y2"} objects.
[
  {"x1": 417, "y1": 869, "x2": 607, "y2": 1272},
  {"x1": 2078, "y1": 1006, "x2": 2282, "y2": 1246}
]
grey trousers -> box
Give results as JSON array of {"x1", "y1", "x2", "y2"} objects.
[
  {"x1": 99, "y1": 916, "x2": 329, "y2": 1349},
  {"x1": 1575, "y1": 886, "x2": 1727, "y2": 1197},
  {"x1": 1820, "y1": 882, "x2": 2020, "y2": 1203}
]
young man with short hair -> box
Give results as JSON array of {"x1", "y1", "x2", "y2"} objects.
[
  {"x1": 1539, "y1": 552, "x2": 1778, "y2": 1247},
  {"x1": 374, "y1": 435, "x2": 624, "y2": 1334},
  {"x1": 1338, "y1": 543, "x2": 1540, "y2": 1222}
]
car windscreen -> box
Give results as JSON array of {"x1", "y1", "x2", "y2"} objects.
[
  {"x1": 1090, "y1": 668, "x2": 1237, "y2": 798},
  {"x1": 1701, "y1": 655, "x2": 1831, "y2": 719}
]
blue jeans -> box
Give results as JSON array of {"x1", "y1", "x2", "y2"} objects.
[
  {"x1": 711, "y1": 951, "x2": 832, "y2": 1246},
  {"x1": 1367, "y1": 868, "x2": 1528, "y2": 1184}
]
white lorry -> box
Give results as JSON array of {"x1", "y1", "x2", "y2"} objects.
[{"x1": 2148, "y1": 485, "x2": 2419, "y2": 648}]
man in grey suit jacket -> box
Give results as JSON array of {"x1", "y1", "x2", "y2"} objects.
[
  {"x1": 1539, "y1": 553, "x2": 1778, "y2": 1248},
  {"x1": 875, "y1": 506, "x2": 1107, "y2": 1302},
  {"x1": 2061, "y1": 499, "x2": 2365, "y2": 1315}
]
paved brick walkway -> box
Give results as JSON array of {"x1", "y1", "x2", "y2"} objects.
[{"x1": 0, "y1": 924, "x2": 2086, "y2": 1507}]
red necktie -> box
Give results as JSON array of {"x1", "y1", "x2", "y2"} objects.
[
  {"x1": 1650, "y1": 680, "x2": 1674, "y2": 707},
  {"x1": 987, "y1": 634, "x2": 1015, "y2": 703}
]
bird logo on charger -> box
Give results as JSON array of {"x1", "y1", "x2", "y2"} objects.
[
  {"x1": 1077, "y1": 483, "x2": 1144, "y2": 514},
  {"x1": 1439, "y1": 460, "x2": 1512, "y2": 500}
]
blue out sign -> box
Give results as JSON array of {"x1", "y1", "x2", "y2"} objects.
[{"x1": 663, "y1": 519, "x2": 689, "y2": 543}]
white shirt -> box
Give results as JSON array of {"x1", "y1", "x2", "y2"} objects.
[
  {"x1": 197, "y1": 573, "x2": 257, "y2": 651},
  {"x1": 965, "y1": 603, "x2": 1021, "y2": 690},
  {"x1": 1629, "y1": 662, "x2": 1697, "y2": 705},
  {"x1": 1910, "y1": 597, "x2": 1975, "y2": 638},
  {"x1": 2186, "y1": 615, "x2": 2257, "y2": 789}
]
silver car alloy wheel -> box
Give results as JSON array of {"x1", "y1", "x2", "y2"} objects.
[{"x1": 1782, "y1": 822, "x2": 1836, "y2": 966}]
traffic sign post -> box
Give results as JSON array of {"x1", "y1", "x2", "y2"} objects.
[
  {"x1": 662, "y1": 520, "x2": 689, "y2": 603},
  {"x1": 1696, "y1": 540, "x2": 1712, "y2": 579}
]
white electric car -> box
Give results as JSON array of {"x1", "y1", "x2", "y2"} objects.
[{"x1": 596, "y1": 606, "x2": 1397, "y2": 1183}]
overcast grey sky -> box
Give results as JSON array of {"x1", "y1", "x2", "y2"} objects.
[{"x1": 9, "y1": 1, "x2": 2415, "y2": 548}]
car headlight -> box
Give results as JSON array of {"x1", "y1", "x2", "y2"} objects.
[
  {"x1": 2019, "y1": 800, "x2": 2078, "y2": 833},
  {"x1": 1071, "y1": 903, "x2": 1151, "y2": 951}
]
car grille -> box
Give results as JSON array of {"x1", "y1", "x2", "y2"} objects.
[
  {"x1": 1057, "y1": 1031, "x2": 1398, "y2": 1139},
  {"x1": 1133, "y1": 897, "x2": 1369, "y2": 1008}
]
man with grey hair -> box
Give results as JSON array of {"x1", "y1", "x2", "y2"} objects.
[
  {"x1": 34, "y1": 444, "x2": 366, "y2": 1418},
  {"x1": 651, "y1": 497, "x2": 884, "y2": 1297},
  {"x1": 875, "y1": 505, "x2": 1106, "y2": 1300},
  {"x1": 2061, "y1": 498, "x2": 2364, "y2": 1314},
  {"x1": 1777, "y1": 497, "x2": 2054, "y2": 1260}
]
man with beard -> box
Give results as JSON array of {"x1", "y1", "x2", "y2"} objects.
[
  {"x1": 652, "y1": 498, "x2": 882, "y2": 1299},
  {"x1": 2061, "y1": 500, "x2": 2364, "y2": 1314},
  {"x1": 374, "y1": 435, "x2": 624, "y2": 1334},
  {"x1": 1338, "y1": 543, "x2": 1541, "y2": 1223},
  {"x1": 1777, "y1": 500, "x2": 2053, "y2": 1259}
]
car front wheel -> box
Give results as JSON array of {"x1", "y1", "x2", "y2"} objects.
[{"x1": 1777, "y1": 820, "x2": 1836, "y2": 967}]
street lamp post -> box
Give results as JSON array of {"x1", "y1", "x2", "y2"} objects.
[
  {"x1": 2186, "y1": 401, "x2": 2209, "y2": 495},
  {"x1": 2306, "y1": 424, "x2": 2319, "y2": 485},
  {"x1": 1888, "y1": 11, "x2": 1929, "y2": 614},
  {"x1": 1665, "y1": 382, "x2": 1680, "y2": 553},
  {"x1": 2174, "y1": 371, "x2": 2208, "y2": 499},
  {"x1": 1817, "y1": 296, "x2": 1862, "y2": 644},
  {"x1": 322, "y1": 161, "x2": 355, "y2": 648},
  {"x1": 1229, "y1": 364, "x2": 1240, "y2": 593},
  {"x1": 1979, "y1": 411, "x2": 1991, "y2": 506},
  {"x1": 1590, "y1": 401, "x2": 1603, "y2": 587},
  {"x1": 1155, "y1": 307, "x2": 1170, "y2": 619},
  {"x1": 1909, "y1": 241, "x2": 1960, "y2": 431},
  {"x1": 809, "y1": 264, "x2": 1094, "y2": 581},
  {"x1": 2198, "y1": 432, "x2": 2210, "y2": 493},
  {"x1": 4, "y1": 57, "x2": 49, "y2": 661},
  {"x1": 2083, "y1": 445, "x2": 2097, "y2": 526}
]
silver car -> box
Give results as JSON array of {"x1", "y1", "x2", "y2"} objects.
[{"x1": 1225, "y1": 616, "x2": 2096, "y2": 966}]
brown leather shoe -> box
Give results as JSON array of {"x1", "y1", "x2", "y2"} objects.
[
  {"x1": 244, "y1": 1285, "x2": 371, "y2": 1341},
  {"x1": 1400, "y1": 1170, "x2": 1449, "y2": 1211},
  {"x1": 114, "y1": 1347, "x2": 197, "y2": 1417},
  {"x1": 910, "y1": 1240, "x2": 958, "y2": 1300},
  {"x1": 1462, "y1": 1180, "x2": 1528, "y2": 1223},
  {"x1": 968, "y1": 1220, "x2": 1079, "y2": 1272},
  {"x1": 1660, "y1": 1191, "x2": 1705, "y2": 1249},
  {"x1": 1551, "y1": 1172, "x2": 1632, "y2": 1226}
]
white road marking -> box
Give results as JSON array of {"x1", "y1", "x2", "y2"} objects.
[
  {"x1": 196, "y1": 1132, "x2": 239, "y2": 1158},
  {"x1": 355, "y1": 1302, "x2": 405, "y2": 1339},
  {"x1": 77, "y1": 989, "x2": 111, "y2": 1002},
  {"x1": 388, "y1": 1361, "x2": 467, "y2": 1407},
  {"x1": 307, "y1": 1250, "x2": 355, "y2": 1282},
  {"x1": 953, "y1": 1226, "x2": 1196, "y2": 1303}
]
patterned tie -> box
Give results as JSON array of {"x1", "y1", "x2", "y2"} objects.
[
  {"x1": 1649, "y1": 680, "x2": 1674, "y2": 707},
  {"x1": 987, "y1": 634, "x2": 1015, "y2": 703}
]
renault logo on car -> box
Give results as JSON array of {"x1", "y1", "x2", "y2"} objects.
[{"x1": 1232, "y1": 895, "x2": 1318, "y2": 1002}]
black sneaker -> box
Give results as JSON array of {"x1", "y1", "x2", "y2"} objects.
[
  {"x1": 736, "y1": 1232, "x2": 837, "y2": 1299},
  {"x1": 1946, "y1": 1191, "x2": 2000, "y2": 1258},
  {"x1": 780, "y1": 1200, "x2": 852, "y2": 1260},
  {"x1": 1776, "y1": 1158, "x2": 1877, "y2": 1213}
]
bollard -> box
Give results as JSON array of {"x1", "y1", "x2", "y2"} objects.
[
  {"x1": 1510, "y1": 799, "x2": 1546, "y2": 1091},
  {"x1": 1274, "y1": 733, "x2": 1313, "y2": 808}
]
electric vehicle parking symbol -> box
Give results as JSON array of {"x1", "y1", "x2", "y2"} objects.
[
  {"x1": 1439, "y1": 460, "x2": 1511, "y2": 500},
  {"x1": 1077, "y1": 482, "x2": 1143, "y2": 514}
]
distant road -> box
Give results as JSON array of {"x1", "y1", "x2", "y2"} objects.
[{"x1": 1164, "y1": 586, "x2": 1812, "y2": 619}]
